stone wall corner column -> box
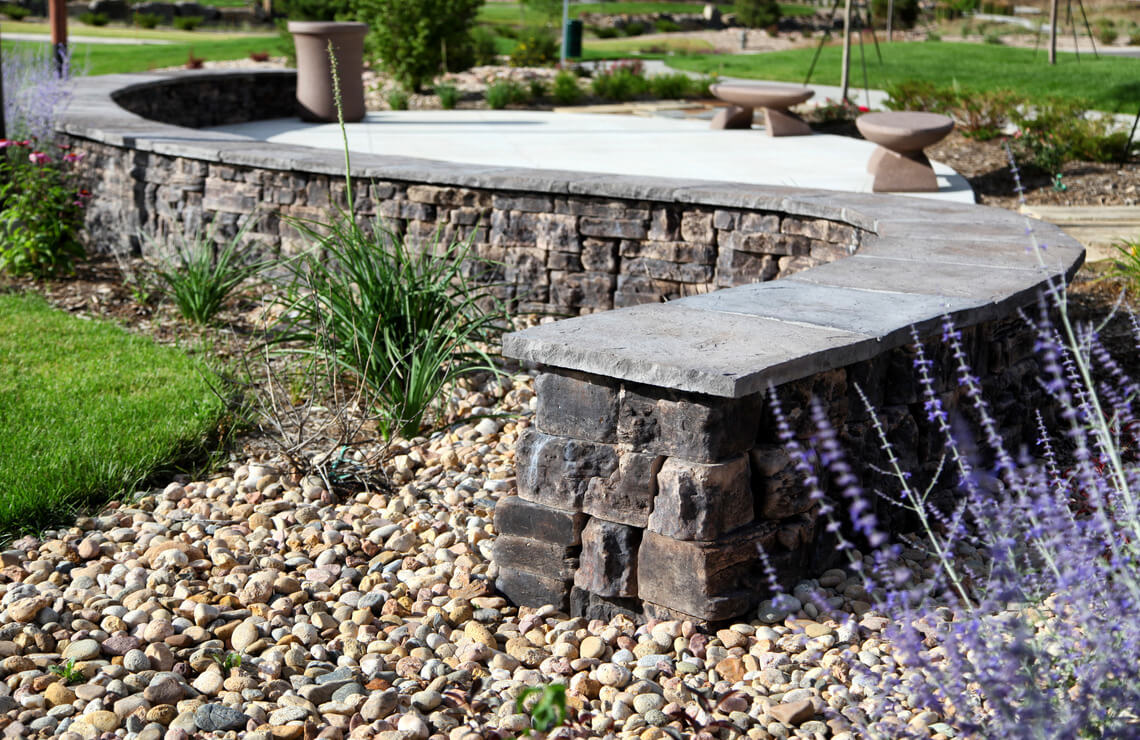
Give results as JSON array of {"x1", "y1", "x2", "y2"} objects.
[{"x1": 288, "y1": 21, "x2": 368, "y2": 123}]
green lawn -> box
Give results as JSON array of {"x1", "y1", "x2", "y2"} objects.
[
  {"x1": 665, "y1": 41, "x2": 1140, "y2": 111},
  {"x1": 4, "y1": 36, "x2": 278, "y2": 75},
  {"x1": 0, "y1": 292, "x2": 226, "y2": 535},
  {"x1": 1, "y1": 19, "x2": 266, "y2": 40},
  {"x1": 479, "y1": 1, "x2": 814, "y2": 27},
  {"x1": 581, "y1": 35, "x2": 717, "y2": 57}
]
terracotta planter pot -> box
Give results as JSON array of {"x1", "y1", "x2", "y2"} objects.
[{"x1": 288, "y1": 21, "x2": 368, "y2": 123}]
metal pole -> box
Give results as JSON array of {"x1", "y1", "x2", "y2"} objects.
[
  {"x1": 560, "y1": 0, "x2": 568, "y2": 65},
  {"x1": 840, "y1": 0, "x2": 853, "y2": 102},
  {"x1": 49, "y1": 0, "x2": 68, "y2": 76},
  {"x1": 1049, "y1": 0, "x2": 1058, "y2": 64}
]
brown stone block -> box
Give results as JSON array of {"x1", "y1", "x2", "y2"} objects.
[
  {"x1": 515, "y1": 428, "x2": 619, "y2": 510},
  {"x1": 496, "y1": 567, "x2": 571, "y2": 611},
  {"x1": 636, "y1": 525, "x2": 780, "y2": 621},
  {"x1": 750, "y1": 447, "x2": 813, "y2": 519},
  {"x1": 581, "y1": 239, "x2": 618, "y2": 272},
  {"x1": 617, "y1": 388, "x2": 760, "y2": 463},
  {"x1": 536, "y1": 370, "x2": 620, "y2": 443},
  {"x1": 647, "y1": 208, "x2": 679, "y2": 241},
  {"x1": 535, "y1": 213, "x2": 580, "y2": 252},
  {"x1": 680, "y1": 211, "x2": 716, "y2": 245},
  {"x1": 580, "y1": 218, "x2": 649, "y2": 240},
  {"x1": 574, "y1": 519, "x2": 639, "y2": 598},
  {"x1": 555, "y1": 199, "x2": 650, "y2": 220},
  {"x1": 492, "y1": 535, "x2": 578, "y2": 580},
  {"x1": 648, "y1": 455, "x2": 753, "y2": 540},
  {"x1": 492, "y1": 194, "x2": 553, "y2": 212},
  {"x1": 619, "y1": 240, "x2": 715, "y2": 264},
  {"x1": 584, "y1": 452, "x2": 663, "y2": 527},
  {"x1": 490, "y1": 210, "x2": 540, "y2": 247},
  {"x1": 620, "y1": 257, "x2": 713, "y2": 284},
  {"x1": 493, "y1": 495, "x2": 588, "y2": 546}
]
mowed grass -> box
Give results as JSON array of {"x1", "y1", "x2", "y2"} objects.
[
  {"x1": 3, "y1": 36, "x2": 278, "y2": 75},
  {"x1": 0, "y1": 293, "x2": 226, "y2": 535},
  {"x1": 0, "y1": 19, "x2": 267, "y2": 40},
  {"x1": 479, "y1": 1, "x2": 814, "y2": 26},
  {"x1": 666, "y1": 42, "x2": 1140, "y2": 111}
]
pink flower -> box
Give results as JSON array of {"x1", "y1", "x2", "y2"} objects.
[
  {"x1": 28, "y1": 151, "x2": 51, "y2": 165},
  {"x1": 63, "y1": 151, "x2": 85, "y2": 163},
  {"x1": 0, "y1": 140, "x2": 12, "y2": 149}
]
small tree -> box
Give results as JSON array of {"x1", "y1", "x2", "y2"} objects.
[
  {"x1": 358, "y1": 0, "x2": 484, "y2": 92},
  {"x1": 735, "y1": 0, "x2": 780, "y2": 29}
]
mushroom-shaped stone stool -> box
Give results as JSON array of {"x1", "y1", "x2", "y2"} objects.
[
  {"x1": 855, "y1": 111, "x2": 955, "y2": 192},
  {"x1": 709, "y1": 83, "x2": 814, "y2": 136}
]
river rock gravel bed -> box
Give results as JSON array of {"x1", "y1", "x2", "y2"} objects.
[{"x1": 0, "y1": 371, "x2": 955, "y2": 740}]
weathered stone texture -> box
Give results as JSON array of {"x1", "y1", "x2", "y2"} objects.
[
  {"x1": 648, "y1": 456, "x2": 753, "y2": 541},
  {"x1": 575, "y1": 519, "x2": 639, "y2": 597}
]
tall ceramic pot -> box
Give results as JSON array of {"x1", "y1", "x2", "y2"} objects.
[{"x1": 287, "y1": 21, "x2": 368, "y2": 123}]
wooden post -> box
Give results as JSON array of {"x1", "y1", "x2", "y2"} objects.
[
  {"x1": 49, "y1": 0, "x2": 67, "y2": 76},
  {"x1": 840, "y1": 0, "x2": 853, "y2": 101},
  {"x1": 1049, "y1": 0, "x2": 1058, "y2": 64},
  {"x1": 886, "y1": 0, "x2": 893, "y2": 41}
]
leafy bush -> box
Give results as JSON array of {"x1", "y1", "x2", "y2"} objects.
[
  {"x1": 470, "y1": 26, "x2": 500, "y2": 66},
  {"x1": 79, "y1": 11, "x2": 110, "y2": 26},
  {"x1": 1013, "y1": 97, "x2": 1136, "y2": 173},
  {"x1": 485, "y1": 79, "x2": 527, "y2": 109},
  {"x1": 144, "y1": 217, "x2": 267, "y2": 325},
  {"x1": 0, "y1": 3, "x2": 30, "y2": 20},
  {"x1": 386, "y1": 87, "x2": 409, "y2": 110},
  {"x1": 509, "y1": 27, "x2": 558, "y2": 67},
  {"x1": 591, "y1": 24, "x2": 620, "y2": 39},
  {"x1": 590, "y1": 61, "x2": 648, "y2": 102},
  {"x1": 983, "y1": 29, "x2": 1004, "y2": 44},
  {"x1": 735, "y1": 0, "x2": 780, "y2": 29},
  {"x1": 1131, "y1": 31, "x2": 1140, "y2": 46},
  {"x1": 621, "y1": 21, "x2": 646, "y2": 36},
  {"x1": 436, "y1": 83, "x2": 459, "y2": 109},
  {"x1": 528, "y1": 77, "x2": 547, "y2": 100},
  {"x1": 173, "y1": 15, "x2": 204, "y2": 30},
  {"x1": 648, "y1": 72, "x2": 695, "y2": 99},
  {"x1": 654, "y1": 18, "x2": 681, "y2": 33},
  {"x1": 357, "y1": 0, "x2": 483, "y2": 91},
  {"x1": 1097, "y1": 24, "x2": 1118, "y2": 44},
  {"x1": 870, "y1": 0, "x2": 917, "y2": 29},
  {"x1": 0, "y1": 143, "x2": 88, "y2": 277},
  {"x1": 551, "y1": 69, "x2": 583, "y2": 105},
  {"x1": 275, "y1": 215, "x2": 509, "y2": 441},
  {"x1": 134, "y1": 11, "x2": 162, "y2": 28}
]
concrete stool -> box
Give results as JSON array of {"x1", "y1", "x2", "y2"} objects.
[
  {"x1": 856, "y1": 111, "x2": 954, "y2": 192},
  {"x1": 288, "y1": 21, "x2": 368, "y2": 123},
  {"x1": 709, "y1": 83, "x2": 814, "y2": 136}
]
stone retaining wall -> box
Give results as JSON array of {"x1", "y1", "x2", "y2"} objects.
[{"x1": 57, "y1": 70, "x2": 1086, "y2": 624}]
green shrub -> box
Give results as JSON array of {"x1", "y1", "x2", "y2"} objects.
[
  {"x1": 0, "y1": 145, "x2": 86, "y2": 277},
  {"x1": 145, "y1": 217, "x2": 268, "y2": 325},
  {"x1": 470, "y1": 26, "x2": 500, "y2": 65},
  {"x1": 386, "y1": 87, "x2": 410, "y2": 110},
  {"x1": 1, "y1": 3, "x2": 30, "y2": 20},
  {"x1": 735, "y1": 0, "x2": 780, "y2": 29},
  {"x1": 1110, "y1": 236, "x2": 1140, "y2": 294},
  {"x1": 591, "y1": 62, "x2": 648, "y2": 101},
  {"x1": 79, "y1": 11, "x2": 110, "y2": 26},
  {"x1": 984, "y1": 30, "x2": 1004, "y2": 45},
  {"x1": 1097, "y1": 25, "x2": 1118, "y2": 44},
  {"x1": 357, "y1": 0, "x2": 483, "y2": 91},
  {"x1": 1130, "y1": 31, "x2": 1140, "y2": 46},
  {"x1": 509, "y1": 27, "x2": 558, "y2": 67},
  {"x1": 134, "y1": 12, "x2": 162, "y2": 28},
  {"x1": 654, "y1": 18, "x2": 681, "y2": 33},
  {"x1": 528, "y1": 77, "x2": 547, "y2": 100},
  {"x1": 648, "y1": 72, "x2": 695, "y2": 99},
  {"x1": 1013, "y1": 97, "x2": 1137, "y2": 173},
  {"x1": 551, "y1": 69, "x2": 583, "y2": 104},
  {"x1": 591, "y1": 25, "x2": 620, "y2": 39},
  {"x1": 485, "y1": 79, "x2": 527, "y2": 109},
  {"x1": 275, "y1": 216, "x2": 509, "y2": 441},
  {"x1": 926, "y1": 31, "x2": 942, "y2": 41},
  {"x1": 173, "y1": 15, "x2": 204, "y2": 30},
  {"x1": 436, "y1": 83, "x2": 459, "y2": 109},
  {"x1": 622, "y1": 21, "x2": 646, "y2": 36},
  {"x1": 870, "y1": 0, "x2": 918, "y2": 29}
]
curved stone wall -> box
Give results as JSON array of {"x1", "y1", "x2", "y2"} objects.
[{"x1": 56, "y1": 70, "x2": 1086, "y2": 622}]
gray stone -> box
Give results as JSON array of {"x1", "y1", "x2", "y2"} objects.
[
  {"x1": 515, "y1": 428, "x2": 618, "y2": 510},
  {"x1": 491, "y1": 536, "x2": 577, "y2": 580},
  {"x1": 493, "y1": 495, "x2": 587, "y2": 547},
  {"x1": 535, "y1": 370, "x2": 619, "y2": 443},
  {"x1": 494, "y1": 567, "x2": 571, "y2": 611},
  {"x1": 193, "y1": 704, "x2": 248, "y2": 732},
  {"x1": 582, "y1": 452, "x2": 661, "y2": 528}
]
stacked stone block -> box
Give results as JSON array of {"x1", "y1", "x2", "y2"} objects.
[
  {"x1": 68, "y1": 138, "x2": 861, "y2": 317},
  {"x1": 494, "y1": 315, "x2": 1045, "y2": 624}
]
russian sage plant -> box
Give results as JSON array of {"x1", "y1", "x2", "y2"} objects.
[
  {"x1": 1, "y1": 44, "x2": 73, "y2": 144},
  {"x1": 768, "y1": 198, "x2": 1140, "y2": 736}
]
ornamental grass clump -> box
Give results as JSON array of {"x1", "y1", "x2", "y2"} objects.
[
  {"x1": 274, "y1": 44, "x2": 510, "y2": 441},
  {"x1": 766, "y1": 228, "x2": 1140, "y2": 735}
]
